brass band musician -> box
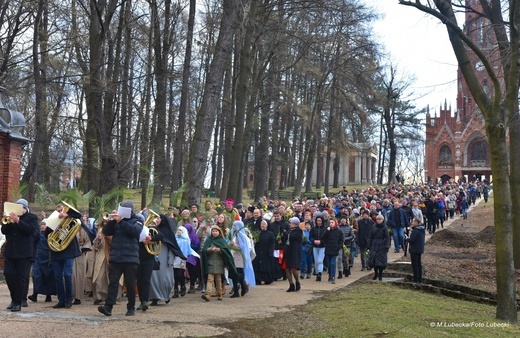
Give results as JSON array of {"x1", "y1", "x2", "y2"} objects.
[{"x1": 2, "y1": 199, "x2": 39, "y2": 312}]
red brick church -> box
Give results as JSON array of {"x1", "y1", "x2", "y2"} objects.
[{"x1": 425, "y1": 1, "x2": 495, "y2": 184}]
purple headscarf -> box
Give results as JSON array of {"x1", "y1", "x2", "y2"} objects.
[{"x1": 184, "y1": 223, "x2": 200, "y2": 246}]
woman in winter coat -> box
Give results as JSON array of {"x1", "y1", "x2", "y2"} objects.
[
  {"x1": 319, "y1": 218, "x2": 344, "y2": 284},
  {"x1": 283, "y1": 217, "x2": 303, "y2": 292},
  {"x1": 406, "y1": 217, "x2": 425, "y2": 283},
  {"x1": 367, "y1": 214, "x2": 390, "y2": 281}
]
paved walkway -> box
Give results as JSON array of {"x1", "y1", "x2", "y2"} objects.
[{"x1": 0, "y1": 202, "x2": 480, "y2": 337}]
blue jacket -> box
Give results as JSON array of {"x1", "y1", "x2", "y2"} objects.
[
  {"x1": 386, "y1": 207, "x2": 410, "y2": 229},
  {"x1": 103, "y1": 215, "x2": 142, "y2": 265}
]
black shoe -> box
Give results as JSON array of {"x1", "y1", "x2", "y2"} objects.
[
  {"x1": 188, "y1": 285, "x2": 196, "y2": 294},
  {"x1": 45, "y1": 295, "x2": 52, "y2": 302},
  {"x1": 28, "y1": 294, "x2": 37, "y2": 302},
  {"x1": 65, "y1": 302, "x2": 72, "y2": 308},
  {"x1": 98, "y1": 305, "x2": 112, "y2": 316},
  {"x1": 230, "y1": 292, "x2": 240, "y2": 298},
  {"x1": 126, "y1": 309, "x2": 135, "y2": 316},
  {"x1": 331, "y1": 277, "x2": 336, "y2": 284},
  {"x1": 11, "y1": 304, "x2": 21, "y2": 312},
  {"x1": 240, "y1": 283, "x2": 249, "y2": 297},
  {"x1": 338, "y1": 271, "x2": 343, "y2": 279},
  {"x1": 286, "y1": 283, "x2": 295, "y2": 292},
  {"x1": 172, "y1": 289, "x2": 179, "y2": 299},
  {"x1": 316, "y1": 273, "x2": 322, "y2": 282},
  {"x1": 21, "y1": 300, "x2": 28, "y2": 307},
  {"x1": 6, "y1": 302, "x2": 13, "y2": 310},
  {"x1": 295, "y1": 282, "x2": 301, "y2": 291},
  {"x1": 373, "y1": 273, "x2": 378, "y2": 280},
  {"x1": 150, "y1": 300, "x2": 158, "y2": 306},
  {"x1": 137, "y1": 302, "x2": 148, "y2": 311},
  {"x1": 73, "y1": 299, "x2": 81, "y2": 305},
  {"x1": 180, "y1": 286, "x2": 187, "y2": 297},
  {"x1": 53, "y1": 303, "x2": 65, "y2": 309}
]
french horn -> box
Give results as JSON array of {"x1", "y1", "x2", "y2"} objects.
[
  {"x1": 144, "y1": 209, "x2": 162, "y2": 255},
  {"x1": 47, "y1": 201, "x2": 82, "y2": 252}
]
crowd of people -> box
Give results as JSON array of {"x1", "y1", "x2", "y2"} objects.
[{"x1": 1, "y1": 179, "x2": 488, "y2": 314}]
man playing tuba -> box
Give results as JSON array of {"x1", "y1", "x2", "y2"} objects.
[{"x1": 43, "y1": 203, "x2": 94, "y2": 309}]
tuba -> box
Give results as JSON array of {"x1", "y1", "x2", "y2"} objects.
[
  {"x1": 47, "y1": 201, "x2": 82, "y2": 252},
  {"x1": 143, "y1": 210, "x2": 162, "y2": 255}
]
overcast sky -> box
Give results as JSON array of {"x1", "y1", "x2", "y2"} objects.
[{"x1": 366, "y1": 1, "x2": 459, "y2": 115}]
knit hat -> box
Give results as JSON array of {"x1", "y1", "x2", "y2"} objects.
[
  {"x1": 290, "y1": 217, "x2": 300, "y2": 225},
  {"x1": 16, "y1": 199, "x2": 29, "y2": 210},
  {"x1": 120, "y1": 200, "x2": 134, "y2": 213}
]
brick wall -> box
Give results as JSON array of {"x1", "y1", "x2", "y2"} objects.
[{"x1": 0, "y1": 133, "x2": 25, "y2": 269}]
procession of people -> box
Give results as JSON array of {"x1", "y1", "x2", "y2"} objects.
[{"x1": 0, "y1": 180, "x2": 486, "y2": 314}]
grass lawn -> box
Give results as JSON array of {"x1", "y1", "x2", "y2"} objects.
[{"x1": 222, "y1": 281, "x2": 520, "y2": 337}]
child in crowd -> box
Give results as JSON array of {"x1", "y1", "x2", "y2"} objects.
[{"x1": 201, "y1": 226, "x2": 239, "y2": 301}]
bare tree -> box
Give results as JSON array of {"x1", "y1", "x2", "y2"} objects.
[{"x1": 399, "y1": 0, "x2": 517, "y2": 323}]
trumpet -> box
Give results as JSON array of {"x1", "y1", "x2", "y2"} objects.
[
  {"x1": 102, "y1": 211, "x2": 112, "y2": 221},
  {"x1": 2, "y1": 202, "x2": 24, "y2": 225}
]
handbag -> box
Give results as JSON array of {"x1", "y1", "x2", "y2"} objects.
[{"x1": 153, "y1": 256, "x2": 160, "y2": 270}]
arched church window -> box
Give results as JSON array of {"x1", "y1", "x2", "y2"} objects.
[
  {"x1": 471, "y1": 140, "x2": 487, "y2": 161},
  {"x1": 439, "y1": 145, "x2": 452, "y2": 165}
]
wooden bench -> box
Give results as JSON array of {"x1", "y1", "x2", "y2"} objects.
[
  {"x1": 277, "y1": 191, "x2": 294, "y2": 201},
  {"x1": 302, "y1": 191, "x2": 320, "y2": 200}
]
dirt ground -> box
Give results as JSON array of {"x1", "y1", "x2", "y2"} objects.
[
  {"x1": 400, "y1": 200, "x2": 520, "y2": 293},
  {"x1": 0, "y1": 198, "x2": 506, "y2": 337}
]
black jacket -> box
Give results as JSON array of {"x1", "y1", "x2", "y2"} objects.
[
  {"x1": 1, "y1": 211, "x2": 38, "y2": 259},
  {"x1": 103, "y1": 214, "x2": 142, "y2": 265},
  {"x1": 320, "y1": 226, "x2": 344, "y2": 256},
  {"x1": 309, "y1": 223, "x2": 327, "y2": 248},
  {"x1": 357, "y1": 218, "x2": 374, "y2": 249},
  {"x1": 407, "y1": 225, "x2": 425, "y2": 254}
]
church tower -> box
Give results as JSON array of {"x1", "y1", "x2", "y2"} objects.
[{"x1": 424, "y1": 0, "x2": 492, "y2": 183}]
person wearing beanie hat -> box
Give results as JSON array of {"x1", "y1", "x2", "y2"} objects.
[
  {"x1": 98, "y1": 201, "x2": 142, "y2": 317},
  {"x1": 283, "y1": 217, "x2": 303, "y2": 292},
  {"x1": 2, "y1": 198, "x2": 39, "y2": 312}
]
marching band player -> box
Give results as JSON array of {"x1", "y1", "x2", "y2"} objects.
[
  {"x1": 44, "y1": 203, "x2": 94, "y2": 309},
  {"x1": 2, "y1": 199, "x2": 39, "y2": 312},
  {"x1": 98, "y1": 200, "x2": 142, "y2": 317}
]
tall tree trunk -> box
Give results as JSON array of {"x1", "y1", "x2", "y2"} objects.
[
  {"x1": 183, "y1": 0, "x2": 238, "y2": 205},
  {"x1": 22, "y1": 0, "x2": 46, "y2": 202},
  {"x1": 171, "y1": 0, "x2": 196, "y2": 191},
  {"x1": 227, "y1": 0, "x2": 256, "y2": 202}
]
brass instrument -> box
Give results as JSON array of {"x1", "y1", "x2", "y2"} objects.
[
  {"x1": 143, "y1": 210, "x2": 162, "y2": 255},
  {"x1": 47, "y1": 201, "x2": 82, "y2": 252},
  {"x1": 102, "y1": 212, "x2": 111, "y2": 221},
  {"x1": 2, "y1": 202, "x2": 24, "y2": 225}
]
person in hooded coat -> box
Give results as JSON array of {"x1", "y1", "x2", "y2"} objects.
[
  {"x1": 149, "y1": 214, "x2": 187, "y2": 305},
  {"x1": 229, "y1": 221, "x2": 256, "y2": 297},
  {"x1": 367, "y1": 214, "x2": 390, "y2": 281},
  {"x1": 173, "y1": 225, "x2": 200, "y2": 298},
  {"x1": 184, "y1": 223, "x2": 201, "y2": 294},
  {"x1": 201, "y1": 226, "x2": 239, "y2": 301}
]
